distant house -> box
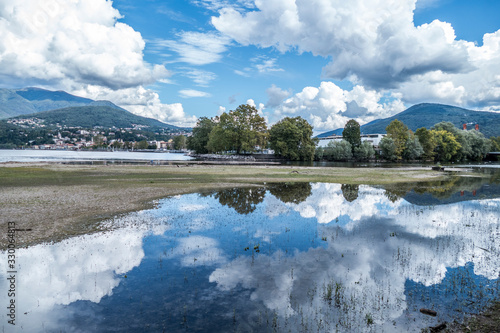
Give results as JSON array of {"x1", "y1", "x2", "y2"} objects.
[{"x1": 152, "y1": 140, "x2": 174, "y2": 150}]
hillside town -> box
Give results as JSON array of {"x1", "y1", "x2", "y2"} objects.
[{"x1": 3, "y1": 117, "x2": 191, "y2": 150}]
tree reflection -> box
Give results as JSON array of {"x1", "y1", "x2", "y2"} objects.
[
  {"x1": 268, "y1": 182, "x2": 312, "y2": 204},
  {"x1": 341, "y1": 184, "x2": 359, "y2": 202},
  {"x1": 383, "y1": 171, "x2": 500, "y2": 204},
  {"x1": 384, "y1": 186, "x2": 409, "y2": 203},
  {"x1": 202, "y1": 187, "x2": 267, "y2": 215}
]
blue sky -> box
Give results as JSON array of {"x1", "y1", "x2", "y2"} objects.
[{"x1": 1, "y1": 0, "x2": 500, "y2": 133}]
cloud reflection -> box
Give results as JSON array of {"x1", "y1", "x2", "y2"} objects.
[
  {"x1": 1, "y1": 182, "x2": 498, "y2": 332},
  {"x1": 209, "y1": 183, "x2": 500, "y2": 331},
  {"x1": 0, "y1": 211, "x2": 168, "y2": 330}
]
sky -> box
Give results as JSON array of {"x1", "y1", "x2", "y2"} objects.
[{"x1": 1, "y1": 0, "x2": 500, "y2": 133}]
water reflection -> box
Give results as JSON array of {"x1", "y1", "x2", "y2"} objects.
[
  {"x1": 386, "y1": 173, "x2": 500, "y2": 205},
  {"x1": 268, "y1": 182, "x2": 312, "y2": 204},
  {"x1": 202, "y1": 182, "x2": 312, "y2": 214},
  {"x1": 201, "y1": 187, "x2": 267, "y2": 214},
  {"x1": 0, "y1": 212, "x2": 168, "y2": 332},
  {"x1": 341, "y1": 184, "x2": 359, "y2": 202},
  {"x1": 1, "y1": 176, "x2": 499, "y2": 332}
]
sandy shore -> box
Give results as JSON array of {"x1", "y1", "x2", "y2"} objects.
[{"x1": 0, "y1": 162, "x2": 454, "y2": 247}]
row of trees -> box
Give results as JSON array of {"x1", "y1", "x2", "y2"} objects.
[
  {"x1": 187, "y1": 104, "x2": 318, "y2": 161},
  {"x1": 380, "y1": 120, "x2": 492, "y2": 162},
  {"x1": 316, "y1": 118, "x2": 494, "y2": 162},
  {"x1": 188, "y1": 104, "x2": 496, "y2": 163},
  {"x1": 315, "y1": 140, "x2": 376, "y2": 161},
  {"x1": 315, "y1": 119, "x2": 376, "y2": 161}
]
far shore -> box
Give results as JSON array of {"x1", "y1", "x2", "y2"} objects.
[{"x1": 0, "y1": 162, "x2": 471, "y2": 248}]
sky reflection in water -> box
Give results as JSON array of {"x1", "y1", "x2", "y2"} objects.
[{"x1": 1, "y1": 179, "x2": 499, "y2": 332}]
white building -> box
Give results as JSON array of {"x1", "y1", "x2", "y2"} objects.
[
  {"x1": 317, "y1": 135, "x2": 343, "y2": 148},
  {"x1": 317, "y1": 134, "x2": 386, "y2": 148}
]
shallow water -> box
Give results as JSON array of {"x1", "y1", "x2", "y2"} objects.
[
  {"x1": 0, "y1": 149, "x2": 192, "y2": 162},
  {"x1": 1, "y1": 177, "x2": 499, "y2": 332}
]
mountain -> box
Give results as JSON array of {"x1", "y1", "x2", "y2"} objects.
[
  {"x1": 9, "y1": 105, "x2": 181, "y2": 130},
  {"x1": 0, "y1": 87, "x2": 126, "y2": 119},
  {"x1": 0, "y1": 89, "x2": 37, "y2": 119},
  {"x1": 317, "y1": 103, "x2": 500, "y2": 138},
  {"x1": 15, "y1": 87, "x2": 94, "y2": 105}
]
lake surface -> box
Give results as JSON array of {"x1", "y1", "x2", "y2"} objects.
[
  {"x1": 1, "y1": 175, "x2": 499, "y2": 332},
  {"x1": 0, "y1": 149, "x2": 192, "y2": 163}
]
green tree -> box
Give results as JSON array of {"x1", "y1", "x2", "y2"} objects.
[
  {"x1": 342, "y1": 119, "x2": 361, "y2": 151},
  {"x1": 432, "y1": 122, "x2": 492, "y2": 161},
  {"x1": 415, "y1": 127, "x2": 436, "y2": 160},
  {"x1": 326, "y1": 140, "x2": 352, "y2": 161},
  {"x1": 490, "y1": 137, "x2": 500, "y2": 151},
  {"x1": 432, "y1": 122, "x2": 467, "y2": 160},
  {"x1": 462, "y1": 130, "x2": 490, "y2": 161},
  {"x1": 93, "y1": 134, "x2": 105, "y2": 147},
  {"x1": 489, "y1": 137, "x2": 500, "y2": 160},
  {"x1": 207, "y1": 118, "x2": 235, "y2": 153},
  {"x1": 208, "y1": 104, "x2": 267, "y2": 154},
  {"x1": 233, "y1": 104, "x2": 268, "y2": 153},
  {"x1": 385, "y1": 119, "x2": 409, "y2": 159},
  {"x1": 353, "y1": 141, "x2": 375, "y2": 161},
  {"x1": 432, "y1": 121, "x2": 460, "y2": 134},
  {"x1": 173, "y1": 135, "x2": 187, "y2": 150},
  {"x1": 111, "y1": 141, "x2": 122, "y2": 149},
  {"x1": 432, "y1": 129, "x2": 462, "y2": 162},
  {"x1": 314, "y1": 146, "x2": 325, "y2": 160},
  {"x1": 136, "y1": 139, "x2": 149, "y2": 149},
  {"x1": 403, "y1": 133, "x2": 424, "y2": 160},
  {"x1": 269, "y1": 116, "x2": 317, "y2": 161},
  {"x1": 188, "y1": 117, "x2": 215, "y2": 154},
  {"x1": 379, "y1": 137, "x2": 397, "y2": 161}
]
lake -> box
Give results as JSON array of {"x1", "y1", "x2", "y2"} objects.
[
  {"x1": 0, "y1": 149, "x2": 192, "y2": 163},
  {"x1": 1, "y1": 174, "x2": 499, "y2": 332}
]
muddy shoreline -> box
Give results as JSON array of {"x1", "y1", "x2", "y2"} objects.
[{"x1": 0, "y1": 162, "x2": 456, "y2": 248}]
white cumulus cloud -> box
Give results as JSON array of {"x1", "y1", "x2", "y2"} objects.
[
  {"x1": 0, "y1": 0, "x2": 169, "y2": 90},
  {"x1": 399, "y1": 30, "x2": 500, "y2": 111},
  {"x1": 211, "y1": 0, "x2": 500, "y2": 111},
  {"x1": 266, "y1": 84, "x2": 291, "y2": 108},
  {"x1": 0, "y1": 0, "x2": 201, "y2": 126},
  {"x1": 212, "y1": 0, "x2": 471, "y2": 89},
  {"x1": 74, "y1": 85, "x2": 197, "y2": 127},
  {"x1": 272, "y1": 82, "x2": 405, "y2": 131}
]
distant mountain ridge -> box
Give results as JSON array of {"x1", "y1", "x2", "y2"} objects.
[
  {"x1": 0, "y1": 87, "x2": 128, "y2": 119},
  {"x1": 0, "y1": 87, "x2": 185, "y2": 131},
  {"x1": 15, "y1": 87, "x2": 94, "y2": 104},
  {"x1": 317, "y1": 103, "x2": 500, "y2": 138}
]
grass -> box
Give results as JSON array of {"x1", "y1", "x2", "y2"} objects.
[{"x1": 0, "y1": 163, "x2": 454, "y2": 187}]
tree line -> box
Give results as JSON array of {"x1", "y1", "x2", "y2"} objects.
[
  {"x1": 188, "y1": 104, "x2": 498, "y2": 163},
  {"x1": 187, "y1": 104, "x2": 318, "y2": 161},
  {"x1": 318, "y1": 119, "x2": 497, "y2": 162},
  {"x1": 381, "y1": 119, "x2": 494, "y2": 162}
]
